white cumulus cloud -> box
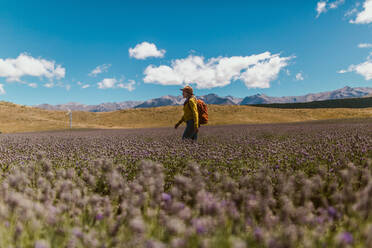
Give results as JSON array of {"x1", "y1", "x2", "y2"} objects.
[
  {"x1": 0, "y1": 84, "x2": 5, "y2": 95},
  {"x1": 0, "y1": 53, "x2": 65, "y2": 82},
  {"x1": 89, "y1": 64, "x2": 111, "y2": 77},
  {"x1": 77, "y1": 81, "x2": 91, "y2": 89},
  {"x1": 143, "y1": 52, "x2": 292, "y2": 89},
  {"x1": 351, "y1": 0, "x2": 372, "y2": 24},
  {"x1": 44, "y1": 82, "x2": 54, "y2": 88},
  {"x1": 295, "y1": 73, "x2": 304, "y2": 81},
  {"x1": 97, "y1": 78, "x2": 136, "y2": 91},
  {"x1": 316, "y1": 1, "x2": 327, "y2": 17},
  {"x1": 28, "y1": 83, "x2": 37, "y2": 88},
  {"x1": 329, "y1": 0, "x2": 345, "y2": 9},
  {"x1": 42, "y1": 81, "x2": 71, "y2": 90},
  {"x1": 358, "y1": 43, "x2": 372, "y2": 48},
  {"x1": 117, "y1": 80, "x2": 136, "y2": 92},
  {"x1": 98, "y1": 78, "x2": 117, "y2": 89},
  {"x1": 338, "y1": 59, "x2": 372, "y2": 80},
  {"x1": 316, "y1": 0, "x2": 345, "y2": 18},
  {"x1": 129, "y1": 42, "x2": 166, "y2": 60}
]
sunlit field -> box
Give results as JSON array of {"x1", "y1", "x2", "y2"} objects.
[
  {"x1": 0, "y1": 101, "x2": 371, "y2": 133},
  {"x1": 0, "y1": 119, "x2": 371, "y2": 247}
]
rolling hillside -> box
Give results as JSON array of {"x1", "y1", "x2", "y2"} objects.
[
  {"x1": 0, "y1": 101, "x2": 371, "y2": 133},
  {"x1": 251, "y1": 96, "x2": 372, "y2": 108}
]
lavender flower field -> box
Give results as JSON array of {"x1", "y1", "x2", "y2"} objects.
[{"x1": 0, "y1": 119, "x2": 371, "y2": 248}]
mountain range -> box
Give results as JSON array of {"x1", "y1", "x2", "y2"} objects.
[{"x1": 34, "y1": 86, "x2": 372, "y2": 112}]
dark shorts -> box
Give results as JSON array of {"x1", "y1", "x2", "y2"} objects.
[{"x1": 182, "y1": 120, "x2": 198, "y2": 141}]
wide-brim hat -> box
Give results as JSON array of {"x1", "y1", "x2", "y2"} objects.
[{"x1": 180, "y1": 85, "x2": 193, "y2": 95}]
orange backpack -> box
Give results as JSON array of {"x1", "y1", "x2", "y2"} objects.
[{"x1": 196, "y1": 99, "x2": 208, "y2": 125}]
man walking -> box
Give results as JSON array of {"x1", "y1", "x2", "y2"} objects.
[{"x1": 174, "y1": 86, "x2": 199, "y2": 141}]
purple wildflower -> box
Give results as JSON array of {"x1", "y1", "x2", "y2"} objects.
[
  {"x1": 327, "y1": 206, "x2": 337, "y2": 218},
  {"x1": 96, "y1": 212, "x2": 104, "y2": 221},
  {"x1": 336, "y1": 232, "x2": 354, "y2": 245},
  {"x1": 161, "y1": 193, "x2": 171, "y2": 202}
]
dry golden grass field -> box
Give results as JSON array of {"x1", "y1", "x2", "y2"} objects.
[{"x1": 0, "y1": 101, "x2": 371, "y2": 133}]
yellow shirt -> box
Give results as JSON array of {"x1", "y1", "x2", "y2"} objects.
[{"x1": 180, "y1": 97, "x2": 199, "y2": 129}]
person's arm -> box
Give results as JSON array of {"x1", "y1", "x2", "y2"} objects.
[
  {"x1": 189, "y1": 98, "x2": 199, "y2": 130},
  {"x1": 175, "y1": 114, "x2": 184, "y2": 129}
]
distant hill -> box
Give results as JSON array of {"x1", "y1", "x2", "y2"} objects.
[
  {"x1": 37, "y1": 101, "x2": 143, "y2": 112},
  {"x1": 34, "y1": 86, "x2": 372, "y2": 112},
  {"x1": 199, "y1": 94, "x2": 239, "y2": 105},
  {"x1": 251, "y1": 96, "x2": 372, "y2": 109},
  {"x1": 240, "y1": 86, "x2": 372, "y2": 105},
  {"x1": 134, "y1": 95, "x2": 184, "y2": 108},
  {"x1": 134, "y1": 94, "x2": 241, "y2": 108}
]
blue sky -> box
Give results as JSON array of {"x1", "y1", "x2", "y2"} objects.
[{"x1": 0, "y1": 0, "x2": 371, "y2": 105}]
